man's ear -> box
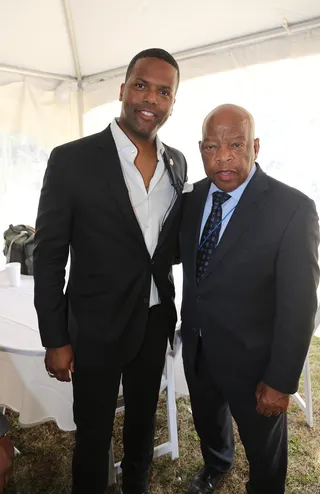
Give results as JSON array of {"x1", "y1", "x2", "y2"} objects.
[
  {"x1": 119, "y1": 83, "x2": 125, "y2": 102},
  {"x1": 254, "y1": 137, "x2": 260, "y2": 159},
  {"x1": 170, "y1": 99, "x2": 176, "y2": 116}
]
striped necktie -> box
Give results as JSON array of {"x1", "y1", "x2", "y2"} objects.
[{"x1": 196, "y1": 191, "x2": 230, "y2": 282}]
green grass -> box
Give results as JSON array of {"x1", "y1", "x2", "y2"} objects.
[{"x1": 4, "y1": 336, "x2": 320, "y2": 493}]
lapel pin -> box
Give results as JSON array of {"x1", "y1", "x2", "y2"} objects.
[{"x1": 169, "y1": 158, "x2": 174, "y2": 166}]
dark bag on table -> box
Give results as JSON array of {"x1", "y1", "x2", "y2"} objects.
[{"x1": 3, "y1": 224, "x2": 35, "y2": 275}]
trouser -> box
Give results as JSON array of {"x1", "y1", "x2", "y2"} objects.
[
  {"x1": 72, "y1": 305, "x2": 169, "y2": 493},
  {"x1": 184, "y1": 339, "x2": 287, "y2": 494}
]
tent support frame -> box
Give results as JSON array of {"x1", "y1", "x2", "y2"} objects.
[
  {"x1": 62, "y1": 0, "x2": 84, "y2": 137},
  {"x1": 84, "y1": 16, "x2": 320, "y2": 85}
]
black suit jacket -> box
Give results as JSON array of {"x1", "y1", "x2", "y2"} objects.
[
  {"x1": 180, "y1": 164, "x2": 319, "y2": 394},
  {"x1": 34, "y1": 125, "x2": 187, "y2": 362},
  {"x1": 0, "y1": 414, "x2": 10, "y2": 439}
]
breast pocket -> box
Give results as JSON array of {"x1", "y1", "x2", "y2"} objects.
[{"x1": 236, "y1": 243, "x2": 276, "y2": 262}]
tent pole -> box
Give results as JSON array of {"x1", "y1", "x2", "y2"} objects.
[
  {"x1": 62, "y1": 0, "x2": 84, "y2": 137},
  {"x1": 77, "y1": 83, "x2": 84, "y2": 138}
]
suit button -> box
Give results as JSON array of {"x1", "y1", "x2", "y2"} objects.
[
  {"x1": 192, "y1": 327, "x2": 197, "y2": 333},
  {"x1": 196, "y1": 296, "x2": 201, "y2": 302},
  {"x1": 144, "y1": 297, "x2": 149, "y2": 304},
  {"x1": 151, "y1": 260, "x2": 155, "y2": 265}
]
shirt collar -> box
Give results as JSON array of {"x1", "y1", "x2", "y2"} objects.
[
  {"x1": 110, "y1": 118, "x2": 165, "y2": 160},
  {"x1": 209, "y1": 163, "x2": 257, "y2": 202}
]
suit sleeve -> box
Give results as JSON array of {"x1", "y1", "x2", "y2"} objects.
[
  {"x1": 263, "y1": 198, "x2": 320, "y2": 394},
  {"x1": 34, "y1": 148, "x2": 73, "y2": 349},
  {"x1": 173, "y1": 155, "x2": 188, "y2": 265}
]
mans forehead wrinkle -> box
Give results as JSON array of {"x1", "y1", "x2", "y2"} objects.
[
  {"x1": 211, "y1": 119, "x2": 249, "y2": 130},
  {"x1": 204, "y1": 134, "x2": 247, "y2": 142},
  {"x1": 204, "y1": 124, "x2": 249, "y2": 137},
  {"x1": 203, "y1": 114, "x2": 254, "y2": 138}
]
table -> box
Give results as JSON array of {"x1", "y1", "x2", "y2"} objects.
[
  {"x1": 0, "y1": 270, "x2": 75, "y2": 431},
  {"x1": 0, "y1": 268, "x2": 188, "y2": 432}
]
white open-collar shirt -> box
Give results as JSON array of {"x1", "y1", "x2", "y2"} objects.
[{"x1": 111, "y1": 118, "x2": 175, "y2": 307}]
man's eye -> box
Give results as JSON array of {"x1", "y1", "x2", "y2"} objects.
[
  {"x1": 205, "y1": 145, "x2": 217, "y2": 150},
  {"x1": 231, "y1": 143, "x2": 243, "y2": 148},
  {"x1": 160, "y1": 90, "x2": 170, "y2": 96},
  {"x1": 135, "y1": 83, "x2": 146, "y2": 89}
]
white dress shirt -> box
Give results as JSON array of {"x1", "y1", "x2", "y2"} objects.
[
  {"x1": 111, "y1": 118, "x2": 175, "y2": 307},
  {"x1": 199, "y1": 164, "x2": 257, "y2": 244}
]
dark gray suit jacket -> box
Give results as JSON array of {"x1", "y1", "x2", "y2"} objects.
[
  {"x1": 0, "y1": 415, "x2": 10, "y2": 439},
  {"x1": 180, "y1": 164, "x2": 319, "y2": 394},
  {"x1": 34, "y1": 125, "x2": 187, "y2": 363}
]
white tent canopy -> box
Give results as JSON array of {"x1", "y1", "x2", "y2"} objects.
[
  {"x1": 1, "y1": 0, "x2": 320, "y2": 147},
  {"x1": 2, "y1": 0, "x2": 320, "y2": 78}
]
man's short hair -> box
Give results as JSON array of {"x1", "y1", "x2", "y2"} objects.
[{"x1": 125, "y1": 48, "x2": 180, "y2": 86}]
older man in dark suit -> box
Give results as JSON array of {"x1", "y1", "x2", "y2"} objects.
[{"x1": 180, "y1": 104, "x2": 319, "y2": 494}]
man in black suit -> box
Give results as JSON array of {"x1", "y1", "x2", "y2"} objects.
[
  {"x1": 180, "y1": 104, "x2": 319, "y2": 494},
  {"x1": 34, "y1": 48, "x2": 187, "y2": 494}
]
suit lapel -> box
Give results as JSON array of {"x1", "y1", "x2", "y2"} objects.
[
  {"x1": 98, "y1": 126, "x2": 148, "y2": 250},
  {"x1": 200, "y1": 166, "x2": 270, "y2": 282},
  {"x1": 163, "y1": 149, "x2": 184, "y2": 193},
  {"x1": 154, "y1": 150, "x2": 184, "y2": 252}
]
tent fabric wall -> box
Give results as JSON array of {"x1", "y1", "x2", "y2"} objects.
[{"x1": 0, "y1": 74, "x2": 80, "y2": 150}]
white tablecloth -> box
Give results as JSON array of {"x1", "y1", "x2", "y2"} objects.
[
  {"x1": 0, "y1": 267, "x2": 188, "y2": 432},
  {"x1": 0, "y1": 270, "x2": 75, "y2": 431}
]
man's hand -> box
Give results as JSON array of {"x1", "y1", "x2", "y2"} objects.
[
  {"x1": 45, "y1": 344, "x2": 74, "y2": 382},
  {"x1": 0, "y1": 436, "x2": 14, "y2": 494},
  {"x1": 255, "y1": 381, "x2": 290, "y2": 417}
]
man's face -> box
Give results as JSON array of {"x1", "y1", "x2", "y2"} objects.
[
  {"x1": 119, "y1": 57, "x2": 178, "y2": 140},
  {"x1": 200, "y1": 113, "x2": 260, "y2": 192}
]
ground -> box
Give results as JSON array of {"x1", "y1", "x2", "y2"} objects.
[{"x1": 4, "y1": 336, "x2": 320, "y2": 493}]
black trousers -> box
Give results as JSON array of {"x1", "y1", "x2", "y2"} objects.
[
  {"x1": 71, "y1": 305, "x2": 169, "y2": 494},
  {"x1": 183, "y1": 339, "x2": 287, "y2": 494}
]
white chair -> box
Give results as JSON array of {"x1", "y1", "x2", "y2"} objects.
[
  {"x1": 108, "y1": 326, "x2": 182, "y2": 486},
  {"x1": 292, "y1": 305, "x2": 320, "y2": 427}
]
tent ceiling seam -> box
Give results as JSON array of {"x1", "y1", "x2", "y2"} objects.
[{"x1": 82, "y1": 16, "x2": 320, "y2": 86}]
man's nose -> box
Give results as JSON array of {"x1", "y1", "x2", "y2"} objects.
[
  {"x1": 143, "y1": 89, "x2": 159, "y2": 106},
  {"x1": 215, "y1": 145, "x2": 232, "y2": 164}
]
